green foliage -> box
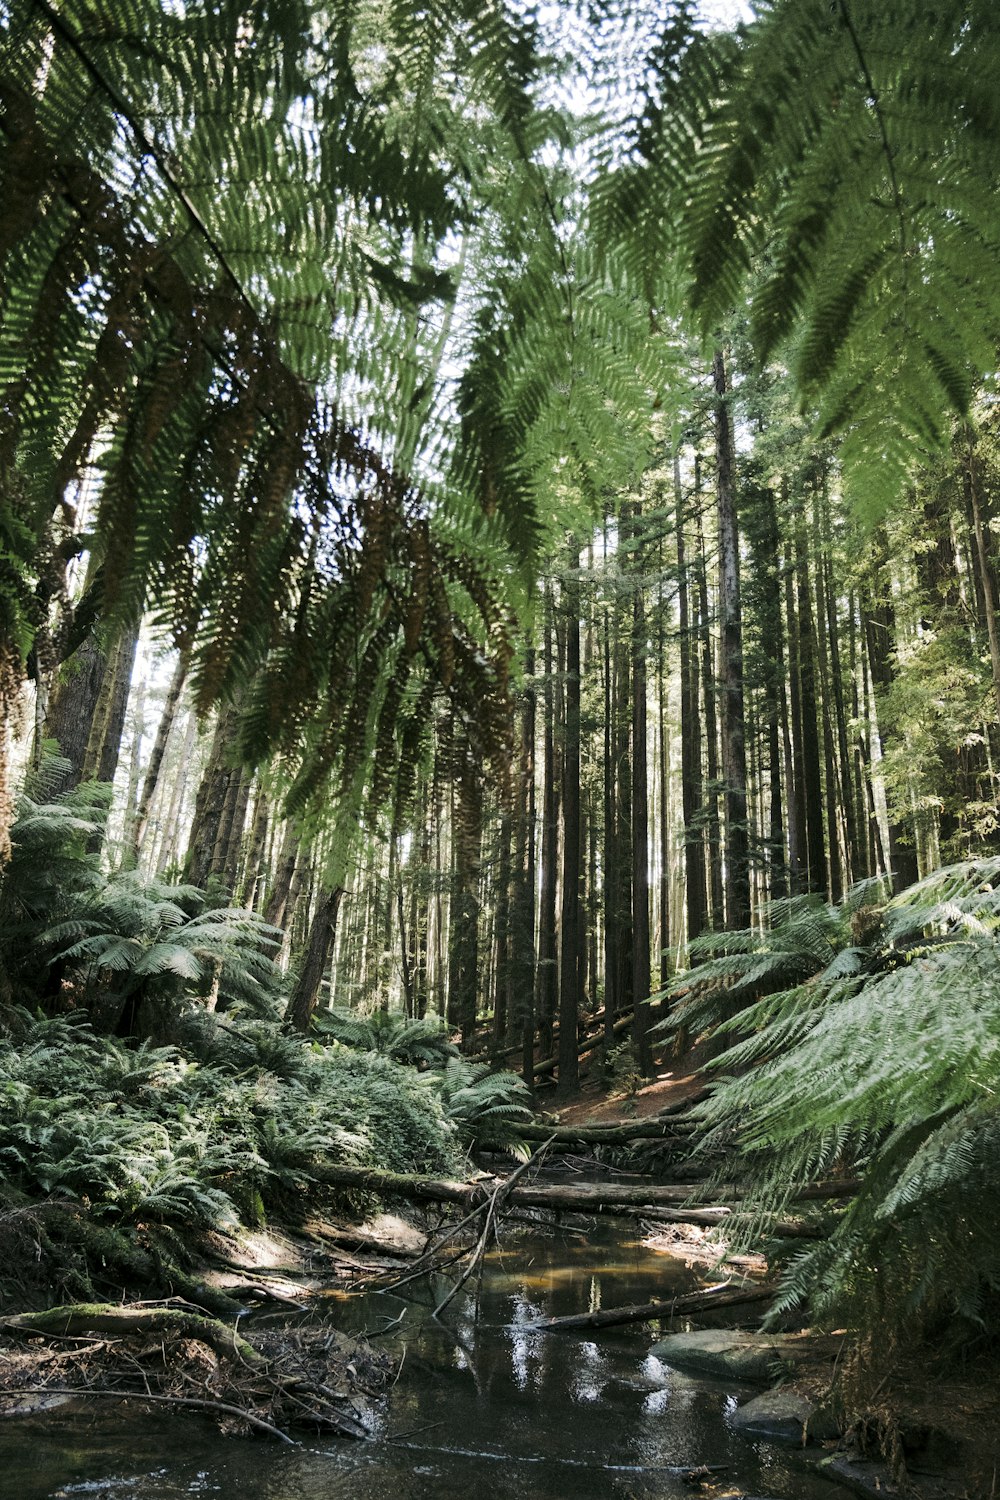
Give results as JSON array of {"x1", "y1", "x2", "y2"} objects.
[
  {"x1": 0, "y1": 783, "x2": 284, "y2": 1023},
  {"x1": 652, "y1": 887, "x2": 881, "y2": 1045},
  {"x1": 612, "y1": 0, "x2": 1000, "y2": 511},
  {"x1": 687, "y1": 859, "x2": 1000, "y2": 1365},
  {"x1": 0, "y1": 1009, "x2": 463, "y2": 1248},
  {"x1": 313, "y1": 1008, "x2": 459, "y2": 1068},
  {"x1": 429, "y1": 1055, "x2": 532, "y2": 1157},
  {"x1": 311, "y1": 1005, "x2": 531, "y2": 1154}
]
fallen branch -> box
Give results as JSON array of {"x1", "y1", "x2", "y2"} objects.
[
  {"x1": 433, "y1": 1137, "x2": 555, "y2": 1318},
  {"x1": 529, "y1": 1282, "x2": 773, "y2": 1332},
  {"x1": 0, "y1": 1384, "x2": 294, "y2": 1443}
]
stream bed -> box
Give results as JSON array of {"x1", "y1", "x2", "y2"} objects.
[{"x1": 0, "y1": 1222, "x2": 841, "y2": 1500}]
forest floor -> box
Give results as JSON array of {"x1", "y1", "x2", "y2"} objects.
[{"x1": 2, "y1": 1045, "x2": 998, "y2": 1495}]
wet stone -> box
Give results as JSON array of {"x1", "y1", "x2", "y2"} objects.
[
  {"x1": 650, "y1": 1329, "x2": 796, "y2": 1383},
  {"x1": 730, "y1": 1387, "x2": 839, "y2": 1444}
]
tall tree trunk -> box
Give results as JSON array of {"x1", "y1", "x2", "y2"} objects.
[
  {"x1": 631, "y1": 539, "x2": 652, "y2": 1074},
  {"x1": 449, "y1": 742, "x2": 482, "y2": 1047},
  {"x1": 783, "y1": 524, "x2": 807, "y2": 892},
  {"x1": 45, "y1": 616, "x2": 139, "y2": 797},
  {"x1": 264, "y1": 823, "x2": 301, "y2": 930},
  {"x1": 713, "y1": 348, "x2": 750, "y2": 930},
  {"x1": 793, "y1": 513, "x2": 827, "y2": 894},
  {"x1": 185, "y1": 700, "x2": 244, "y2": 890},
  {"x1": 512, "y1": 648, "x2": 537, "y2": 1093},
  {"x1": 492, "y1": 808, "x2": 512, "y2": 1052},
  {"x1": 603, "y1": 607, "x2": 619, "y2": 1047},
  {"x1": 824, "y1": 548, "x2": 860, "y2": 885},
  {"x1": 675, "y1": 451, "x2": 707, "y2": 943},
  {"x1": 286, "y1": 887, "x2": 345, "y2": 1032},
  {"x1": 964, "y1": 426, "x2": 1000, "y2": 724},
  {"x1": 558, "y1": 549, "x2": 582, "y2": 1093},
  {"x1": 536, "y1": 584, "x2": 558, "y2": 1060},
  {"x1": 133, "y1": 649, "x2": 188, "y2": 855},
  {"x1": 239, "y1": 784, "x2": 269, "y2": 909},
  {"x1": 695, "y1": 486, "x2": 724, "y2": 926},
  {"x1": 657, "y1": 583, "x2": 671, "y2": 988},
  {"x1": 862, "y1": 560, "x2": 920, "y2": 892}
]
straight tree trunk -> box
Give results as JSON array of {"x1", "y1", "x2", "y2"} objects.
[
  {"x1": 793, "y1": 513, "x2": 827, "y2": 894},
  {"x1": 185, "y1": 700, "x2": 244, "y2": 891},
  {"x1": 286, "y1": 887, "x2": 345, "y2": 1032},
  {"x1": 631, "y1": 537, "x2": 652, "y2": 1073},
  {"x1": 558, "y1": 549, "x2": 582, "y2": 1093},
  {"x1": 536, "y1": 584, "x2": 559, "y2": 1060},
  {"x1": 603, "y1": 608, "x2": 619, "y2": 1046},
  {"x1": 675, "y1": 453, "x2": 707, "y2": 942},
  {"x1": 713, "y1": 348, "x2": 750, "y2": 930},
  {"x1": 512, "y1": 649, "x2": 537, "y2": 1092},
  {"x1": 695, "y1": 488, "x2": 724, "y2": 926},
  {"x1": 133, "y1": 649, "x2": 188, "y2": 855}
]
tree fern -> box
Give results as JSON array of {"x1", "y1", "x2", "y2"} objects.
[
  {"x1": 687, "y1": 859, "x2": 1000, "y2": 1367},
  {"x1": 610, "y1": 0, "x2": 1000, "y2": 512}
]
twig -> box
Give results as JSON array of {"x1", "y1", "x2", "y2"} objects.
[
  {"x1": 0, "y1": 1386, "x2": 296, "y2": 1443},
  {"x1": 388, "y1": 1419, "x2": 442, "y2": 1443},
  {"x1": 433, "y1": 1138, "x2": 556, "y2": 1319}
]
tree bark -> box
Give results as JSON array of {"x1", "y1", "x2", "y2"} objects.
[
  {"x1": 133, "y1": 649, "x2": 188, "y2": 855},
  {"x1": 631, "y1": 522, "x2": 652, "y2": 1073},
  {"x1": 675, "y1": 452, "x2": 707, "y2": 942},
  {"x1": 713, "y1": 348, "x2": 750, "y2": 930},
  {"x1": 558, "y1": 547, "x2": 582, "y2": 1092},
  {"x1": 286, "y1": 886, "x2": 345, "y2": 1032}
]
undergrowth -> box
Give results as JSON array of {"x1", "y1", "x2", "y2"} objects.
[{"x1": 655, "y1": 860, "x2": 1000, "y2": 1381}]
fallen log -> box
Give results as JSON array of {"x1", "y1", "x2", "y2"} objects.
[
  {"x1": 532, "y1": 1014, "x2": 634, "y2": 1079},
  {"x1": 2, "y1": 1303, "x2": 263, "y2": 1367},
  {"x1": 640, "y1": 1206, "x2": 828, "y2": 1240},
  {"x1": 511, "y1": 1119, "x2": 693, "y2": 1145},
  {"x1": 313, "y1": 1162, "x2": 860, "y2": 1214},
  {"x1": 530, "y1": 1282, "x2": 773, "y2": 1332}
]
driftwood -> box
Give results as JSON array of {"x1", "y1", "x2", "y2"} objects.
[
  {"x1": 2, "y1": 1303, "x2": 263, "y2": 1366},
  {"x1": 530, "y1": 1282, "x2": 773, "y2": 1332},
  {"x1": 313, "y1": 1162, "x2": 860, "y2": 1214}
]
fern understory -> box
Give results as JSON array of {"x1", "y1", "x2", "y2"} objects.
[
  {"x1": 658, "y1": 860, "x2": 1000, "y2": 1385},
  {"x1": 0, "y1": 785, "x2": 530, "y2": 1311}
]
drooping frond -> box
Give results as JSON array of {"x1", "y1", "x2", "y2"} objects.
[{"x1": 613, "y1": 0, "x2": 1000, "y2": 510}]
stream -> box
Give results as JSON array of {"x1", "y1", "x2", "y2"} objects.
[{"x1": 0, "y1": 1222, "x2": 841, "y2": 1500}]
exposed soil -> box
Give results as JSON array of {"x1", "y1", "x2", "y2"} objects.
[{"x1": 548, "y1": 1042, "x2": 712, "y2": 1125}]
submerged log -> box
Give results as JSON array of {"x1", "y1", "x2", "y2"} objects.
[
  {"x1": 2, "y1": 1304, "x2": 263, "y2": 1366},
  {"x1": 531, "y1": 1282, "x2": 773, "y2": 1332}
]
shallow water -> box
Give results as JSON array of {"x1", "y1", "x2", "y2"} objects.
[{"x1": 0, "y1": 1223, "x2": 838, "y2": 1500}]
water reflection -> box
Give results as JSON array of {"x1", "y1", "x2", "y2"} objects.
[{"x1": 2, "y1": 1223, "x2": 839, "y2": 1500}]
